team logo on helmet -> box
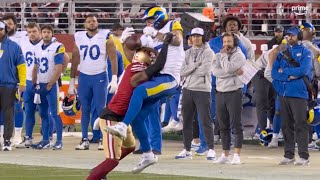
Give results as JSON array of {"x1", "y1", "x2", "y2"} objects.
[{"x1": 62, "y1": 95, "x2": 81, "y2": 117}]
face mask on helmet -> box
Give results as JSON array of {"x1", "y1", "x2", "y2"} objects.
[
  {"x1": 143, "y1": 6, "x2": 169, "y2": 30},
  {"x1": 62, "y1": 95, "x2": 81, "y2": 117},
  {"x1": 259, "y1": 128, "x2": 273, "y2": 147}
]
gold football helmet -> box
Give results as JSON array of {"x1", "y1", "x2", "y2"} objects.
[{"x1": 132, "y1": 47, "x2": 158, "y2": 65}]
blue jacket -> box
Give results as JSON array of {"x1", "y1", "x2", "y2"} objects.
[
  {"x1": 208, "y1": 35, "x2": 248, "y2": 59},
  {"x1": 0, "y1": 36, "x2": 25, "y2": 89},
  {"x1": 271, "y1": 43, "x2": 313, "y2": 99}
]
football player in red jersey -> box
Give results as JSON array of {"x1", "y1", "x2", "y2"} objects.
[{"x1": 87, "y1": 45, "x2": 161, "y2": 180}]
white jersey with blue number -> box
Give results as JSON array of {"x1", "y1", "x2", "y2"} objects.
[
  {"x1": 20, "y1": 36, "x2": 43, "y2": 81},
  {"x1": 75, "y1": 29, "x2": 110, "y2": 75},
  {"x1": 9, "y1": 31, "x2": 27, "y2": 46},
  {"x1": 140, "y1": 20, "x2": 185, "y2": 84},
  {"x1": 35, "y1": 42, "x2": 63, "y2": 83}
]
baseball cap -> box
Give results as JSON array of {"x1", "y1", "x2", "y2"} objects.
[
  {"x1": 190, "y1": 27, "x2": 204, "y2": 36},
  {"x1": 274, "y1": 25, "x2": 284, "y2": 32},
  {"x1": 286, "y1": 26, "x2": 300, "y2": 36}
]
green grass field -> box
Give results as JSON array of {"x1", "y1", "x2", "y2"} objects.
[{"x1": 0, "y1": 164, "x2": 227, "y2": 180}]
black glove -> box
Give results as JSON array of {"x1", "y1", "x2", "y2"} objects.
[{"x1": 163, "y1": 32, "x2": 173, "y2": 44}]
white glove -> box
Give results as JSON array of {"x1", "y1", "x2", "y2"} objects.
[
  {"x1": 67, "y1": 78, "x2": 76, "y2": 95},
  {"x1": 120, "y1": 27, "x2": 135, "y2": 43},
  {"x1": 34, "y1": 93, "x2": 41, "y2": 104},
  {"x1": 108, "y1": 75, "x2": 118, "y2": 93},
  {"x1": 143, "y1": 26, "x2": 158, "y2": 37},
  {"x1": 93, "y1": 118, "x2": 100, "y2": 130}
]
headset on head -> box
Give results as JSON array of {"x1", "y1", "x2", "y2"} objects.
[
  {"x1": 286, "y1": 26, "x2": 303, "y2": 41},
  {"x1": 0, "y1": 21, "x2": 8, "y2": 34},
  {"x1": 221, "y1": 32, "x2": 239, "y2": 47},
  {"x1": 297, "y1": 28, "x2": 303, "y2": 41},
  {"x1": 232, "y1": 33, "x2": 239, "y2": 47}
]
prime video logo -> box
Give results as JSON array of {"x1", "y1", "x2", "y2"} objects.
[
  {"x1": 277, "y1": 5, "x2": 309, "y2": 15},
  {"x1": 292, "y1": 5, "x2": 309, "y2": 15}
]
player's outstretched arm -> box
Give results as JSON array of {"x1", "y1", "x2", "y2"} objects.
[{"x1": 155, "y1": 30, "x2": 182, "y2": 47}]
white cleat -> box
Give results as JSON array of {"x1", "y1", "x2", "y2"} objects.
[
  {"x1": 161, "y1": 120, "x2": 179, "y2": 133},
  {"x1": 231, "y1": 154, "x2": 241, "y2": 165},
  {"x1": 13, "y1": 136, "x2": 22, "y2": 146},
  {"x1": 213, "y1": 154, "x2": 231, "y2": 164},
  {"x1": 131, "y1": 153, "x2": 158, "y2": 174},
  {"x1": 75, "y1": 138, "x2": 90, "y2": 150},
  {"x1": 175, "y1": 149, "x2": 193, "y2": 159},
  {"x1": 98, "y1": 139, "x2": 104, "y2": 150},
  {"x1": 268, "y1": 138, "x2": 279, "y2": 148},
  {"x1": 15, "y1": 136, "x2": 33, "y2": 148},
  {"x1": 294, "y1": 158, "x2": 310, "y2": 166},
  {"x1": 172, "y1": 121, "x2": 183, "y2": 131},
  {"x1": 206, "y1": 149, "x2": 216, "y2": 160},
  {"x1": 279, "y1": 158, "x2": 295, "y2": 165},
  {"x1": 104, "y1": 122, "x2": 127, "y2": 140}
]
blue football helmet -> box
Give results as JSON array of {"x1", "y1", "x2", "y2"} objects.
[
  {"x1": 307, "y1": 105, "x2": 320, "y2": 126},
  {"x1": 62, "y1": 95, "x2": 81, "y2": 116},
  {"x1": 301, "y1": 22, "x2": 316, "y2": 35},
  {"x1": 142, "y1": 6, "x2": 169, "y2": 30},
  {"x1": 259, "y1": 128, "x2": 273, "y2": 147}
]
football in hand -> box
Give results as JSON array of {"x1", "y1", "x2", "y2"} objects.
[{"x1": 124, "y1": 34, "x2": 142, "y2": 51}]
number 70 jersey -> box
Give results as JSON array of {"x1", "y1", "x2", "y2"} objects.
[{"x1": 74, "y1": 30, "x2": 110, "y2": 75}]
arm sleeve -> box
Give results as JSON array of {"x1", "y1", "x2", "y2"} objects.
[
  {"x1": 54, "y1": 45, "x2": 65, "y2": 65},
  {"x1": 282, "y1": 50, "x2": 312, "y2": 78},
  {"x1": 144, "y1": 43, "x2": 169, "y2": 78},
  {"x1": 15, "y1": 45, "x2": 26, "y2": 86}
]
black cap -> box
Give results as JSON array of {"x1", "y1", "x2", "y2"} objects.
[
  {"x1": 274, "y1": 25, "x2": 284, "y2": 32},
  {"x1": 112, "y1": 23, "x2": 124, "y2": 31}
]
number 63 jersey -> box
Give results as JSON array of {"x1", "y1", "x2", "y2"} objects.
[
  {"x1": 20, "y1": 38, "x2": 43, "y2": 81},
  {"x1": 74, "y1": 30, "x2": 111, "y2": 75},
  {"x1": 34, "y1": 42, "x2": 65, "y2": 83}
]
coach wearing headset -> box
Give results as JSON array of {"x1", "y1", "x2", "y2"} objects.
[
  {"x1": 0, "y1": 20, "x2": 25, "y2": 151},
  {"x1": 176, "y1": 27, "x2": 216, "y2": 160},
  {"x1": 212, "y1": 32, "x2": 246, "y2": 165},
  {"x1": 272, "y1": 26, "x2": 312, "y2": 166}
]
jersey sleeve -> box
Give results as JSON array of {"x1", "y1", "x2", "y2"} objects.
[
  {"x1": 54, "y1": 45, "x2": 65, "y2": 65},
  {"x1": 170, "y1": 21, "x2": 183, "y2": 31}
]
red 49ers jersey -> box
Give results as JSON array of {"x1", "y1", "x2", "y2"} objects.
[{"x1": 108, "y1": 62, "x2": 147, "y2": 116}]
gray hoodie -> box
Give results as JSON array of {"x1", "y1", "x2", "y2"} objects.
[
  {"x1": 212, "y1": 48, "x2": 246, "y2": 92},
  {"x1": 180, "y1": 43, "x2": 215, "y2": 92}
]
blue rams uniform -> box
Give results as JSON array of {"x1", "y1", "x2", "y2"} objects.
[
  {"x1": 20, "y1": 37, "x2": 43, "y2": 139},
  {"x1": 34, "y1": 41, "x2": 65, "y2": 146},
  {"x1": 75, "y1": 30, "x2": 110, "y2": 140},
  {"x1": 122, "y1": 20, "x2": 185, "y2": 153}
]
